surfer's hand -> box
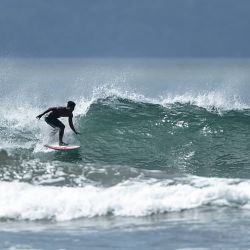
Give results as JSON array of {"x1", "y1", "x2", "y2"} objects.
[{"x1": 36, "y1": 115, "x2": 42, "y2": 120}]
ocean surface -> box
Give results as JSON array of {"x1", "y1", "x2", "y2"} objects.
[{"x1": 1, "y1": 58, "x2": 250, "y2": 249}]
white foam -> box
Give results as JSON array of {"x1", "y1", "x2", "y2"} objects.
[
  {"x1": 0, "y1": 176, "x2": 250, "y2": 221},
  {"x1": 160, "y1": 91, "x2": 248, "y2": 111},
  {"x1": 86, "y1": 85, "x2": 249, "y2": 111},
  {"x1": 5, "y1": 245, "x2": 37, "y2": 250},
  {"x1": 0, "y1": 96, "x2": 93, "y2": 152}
]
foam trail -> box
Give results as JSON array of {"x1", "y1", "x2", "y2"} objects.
[{"x1": 0, "y1": 177, "x2": 250, "y2": 221}]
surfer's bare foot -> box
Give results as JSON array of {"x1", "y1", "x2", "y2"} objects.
[{"x1": 59, "y1": 142, "x2": 68, "y2": 146}]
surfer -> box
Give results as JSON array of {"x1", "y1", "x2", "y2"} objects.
[{"x1": 36, "y1": 101, "x2": 80, "y2": 146}]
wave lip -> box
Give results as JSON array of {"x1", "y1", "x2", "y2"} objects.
[
  {"x1": 160, "y1": 91, "x2": 248, "y2": 111},
  {"x1": 0, "y1": 177, "x2": 250, "y2": 221}
]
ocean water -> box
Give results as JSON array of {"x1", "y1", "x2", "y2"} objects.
[{"x1": 1, "y1": 58, "x2": 250, "y2": 249}]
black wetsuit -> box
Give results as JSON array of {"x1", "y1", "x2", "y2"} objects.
[{"x1": 45, "y1": 108, "x2": 65, "y2": 129}]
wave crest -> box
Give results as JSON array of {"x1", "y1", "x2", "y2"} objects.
[{"x1": 0, "y1": 177, "x2": 249, "y2": 221}]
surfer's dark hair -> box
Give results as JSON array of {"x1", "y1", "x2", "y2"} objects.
[{"x1": 67, "y1": 101, "x2": 76, "y2": 108}]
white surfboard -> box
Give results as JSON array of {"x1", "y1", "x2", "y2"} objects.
[{"x1": 45, "y1": 144, "x2": 80, "y2": 151}]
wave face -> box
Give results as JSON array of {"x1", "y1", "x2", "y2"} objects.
[
  {"x1": 1, "y1": 95, "x2": 250, "y2": 180},
  {"x1": 1, "y1": 58, "x2": 250, "y2": 221},
  {"x1": 78, "y1": 96, "x2": 250, "y2": 177}
]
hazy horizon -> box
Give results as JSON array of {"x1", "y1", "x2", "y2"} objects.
[{"x1": 1, "y1": 0, "x2": 250, "y2": 58}]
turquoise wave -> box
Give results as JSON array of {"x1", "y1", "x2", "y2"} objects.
[
  {"x1": 76, "y1": 97, "x2": 250, "y2": 176},
  {"x1": 1, "y1": 96, "x2": 250, "y2": 183}
]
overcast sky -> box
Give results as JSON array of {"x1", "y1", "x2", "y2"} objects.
[{"x1": 0, "y1": 0, "x2": 250, "y2": 57}]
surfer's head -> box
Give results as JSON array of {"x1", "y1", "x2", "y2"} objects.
[{"x1": 67, "y1": 101, "x2": 76, "y2": 110}]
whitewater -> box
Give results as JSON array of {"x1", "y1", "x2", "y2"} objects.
[{"x1": 1, "y1": 58, "x2": 250, "y2": 249}]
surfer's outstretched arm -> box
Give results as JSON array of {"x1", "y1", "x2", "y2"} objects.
[
  {"x1": 68, "y1": 116, "x2": 80, "y2": 134},
  {"x1": 36, "y1": 108, "x2": 55, "y2": 119}
]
